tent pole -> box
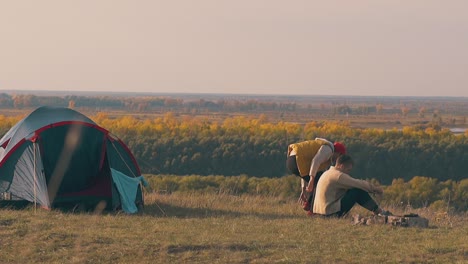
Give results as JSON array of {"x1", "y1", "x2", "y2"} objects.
[
  {"x1": 33, "y1": 142, "x2": 37, "y2": 213},
  {"x1": 110, "y1": 140, "x2": 137, "y2": 177}
]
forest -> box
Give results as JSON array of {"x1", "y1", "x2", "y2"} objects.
[{"x1": 85, "y1": 113, "x2": 468, "y2": 182}]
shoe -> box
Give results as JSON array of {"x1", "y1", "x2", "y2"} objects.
[
  {"x1": 307, "y1": 210, "x2": 315, "y2": 217},
  {"x1": 378, "y1": 210, "x2": 393, "y2": 216},
  {"x1": 302, "y1": 201, "x2": 311, "y2": 211}
]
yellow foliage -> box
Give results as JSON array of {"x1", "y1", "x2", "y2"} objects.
[
  {"x1": 0, "y1": 115, "x2": 21, "y2": 128},
  {"x1": 91, "y1": 112, "x2": 109, "y2": 125}
]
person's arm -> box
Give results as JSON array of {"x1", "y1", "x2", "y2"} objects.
[
  {"x1": 337, "y1": 173, "x2": 383, "y2": 194},
  {"x1": 287, "y1": 144, "x2": 296, "y2": 157},
  {"x1": 305, "y1": 145, "x2": 332, "y2": 192},
  {"x1": 298, "y1": 178, "x2": 307, "y2": 202},
  {"x1": 301, "y1": 177, "x2": 307, "y2": 189}
]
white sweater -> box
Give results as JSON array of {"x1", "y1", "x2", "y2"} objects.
[{"x1": 313, "y1": 166, "x2": 379, "y2": 215}]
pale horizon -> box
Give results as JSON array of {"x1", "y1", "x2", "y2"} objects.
[{"x1": 1, "y1": 1, "x2": 468, "y2": 97}]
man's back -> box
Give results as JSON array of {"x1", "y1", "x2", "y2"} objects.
[
  {"x1": 313, "y1": 166, "x2": 374, "y2": 215},
  {"x1": 313, "y1": 166, "x2": 344, "y2": 215}
]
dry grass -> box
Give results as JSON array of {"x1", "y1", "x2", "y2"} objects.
[{"x1": 0, "y1": 193, "x2": 466, "y2": 263}]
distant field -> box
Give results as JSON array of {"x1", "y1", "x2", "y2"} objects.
[
  {"x1": 2, "y1": 93, "x2": 468, "y2": 131},
  {"x1": 3, "y1": 107, "x2": 467, "y2": 133},
  {"x1": 0, "y1": 193, "x2": 466, "y2": 263},
  {"x1": 0, "y1": 109, "x2": 29, "y2": 117}
]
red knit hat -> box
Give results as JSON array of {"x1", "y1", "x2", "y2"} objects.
[{"x1": 333, "y1": 142, "x2": 346, "y2": 154}]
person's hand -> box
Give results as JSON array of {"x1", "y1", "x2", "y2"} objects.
[
  {"x1": 298, "y1": 190, "x2": 307, "y2": 203},
  {"x1": 373, "y1": 185, "x2": 384, "y2": 194},
  {"x1": 305, "y1": 184, "x2": 314, "y2": 193}
]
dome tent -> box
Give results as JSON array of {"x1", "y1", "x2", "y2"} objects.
[{"x1": 0, "y1": 106, "x2": 144, "y2": 213}]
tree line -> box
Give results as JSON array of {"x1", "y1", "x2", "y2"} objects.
[
  {"x1": 1, "y1": 112, "x2": 467, "y2": 184},
  {"x1": 4, "y1": 93, "x2": 468, "y2": 118},
  {"x1": 0, "y1": 93, "x2": 299, "y2": 113},
  {"x1": 90, "y1": 113, "x2": 468, "y2": 184}
]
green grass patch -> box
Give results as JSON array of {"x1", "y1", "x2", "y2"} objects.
[{"x1": 0, "y1": 193, "x2": 466, "y2": 263}]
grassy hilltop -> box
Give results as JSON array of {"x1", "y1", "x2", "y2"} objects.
[
  {"x1": 0, "y1": 193, "x2": 466, "y2": 263},
  {"x1": 0, "y1": 95, "x2": 466, "y2": 263}
]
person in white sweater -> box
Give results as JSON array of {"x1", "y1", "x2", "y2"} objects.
[{"x1": 311, "y1": 154, "x2": 391, "y2": 217}]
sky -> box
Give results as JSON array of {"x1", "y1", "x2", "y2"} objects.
[{"x1": 1, "y1": 1, "x2": 468, "y2": 97}]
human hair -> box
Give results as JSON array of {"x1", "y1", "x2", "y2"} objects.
[{"x1": 336, "y1": 154, "x2": 353, "y2": 166}]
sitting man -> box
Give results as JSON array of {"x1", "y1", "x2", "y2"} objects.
[{"x1": 310, "y1": 154, "x2": 391, "y2": 217}]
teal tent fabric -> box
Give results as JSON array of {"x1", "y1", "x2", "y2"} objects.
[{"x1": 110, "y1": 168, "x2": 146, "y2": 214}]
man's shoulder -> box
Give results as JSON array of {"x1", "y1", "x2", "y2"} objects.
[
  {"x1": 323, "y1": 168, "x2": 356, "y2": 182},
  {"x1": 322, "y1": 167, "x2": 341, "y2": 177},
  {"x1": 336, "y1": 172, "x2": 360, "y2": 184}
]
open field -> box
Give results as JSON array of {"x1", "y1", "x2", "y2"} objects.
[
  {"x1": 2, "y1": 93, "x2": 468, "y2": 132},
  {"x1": 0, "y1": 193, "x2": 466, "y2": 263}
]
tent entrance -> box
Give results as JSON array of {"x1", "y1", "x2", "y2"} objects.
[
  {"x1": 38, "y1": 124, "x2": 112, "y2": 211},
  {"x1": 53, "y1": 165, "x2": 113, "y2": 211}
]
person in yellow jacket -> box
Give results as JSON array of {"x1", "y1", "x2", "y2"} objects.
[{"x1": 286, "y1": 138, "x2": 346, "y2": 212}]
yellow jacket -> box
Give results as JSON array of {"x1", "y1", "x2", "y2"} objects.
[{"x1": 287, "y1": 139, "x2": 333, "y2": 177}]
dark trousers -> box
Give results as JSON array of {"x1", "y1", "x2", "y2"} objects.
[
  {"x1": 306, "y1": 171, "x2": 323, "y2": 207},
  {"x1": 286, "y1": 155, "x2": 323, "y2": 209},
  {"x1": 335, "y1": 188, "x2": 379, "y2": 217}
]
